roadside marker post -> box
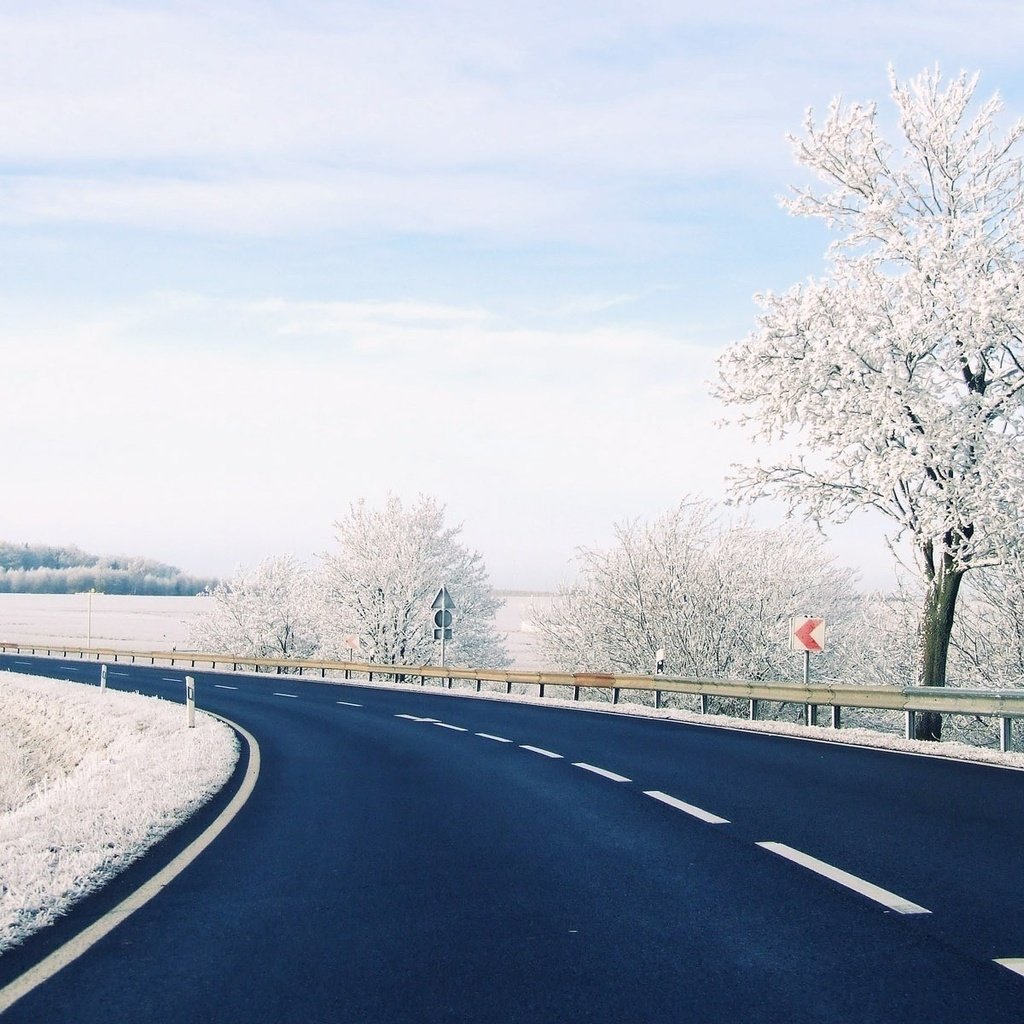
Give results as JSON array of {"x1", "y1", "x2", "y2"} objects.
[
  {"x1": 100, "y1": 664, "x2": 107, "y2": 692},
  {"x1": 186, "y1": 676, "x2": 196, "y2": 729}
]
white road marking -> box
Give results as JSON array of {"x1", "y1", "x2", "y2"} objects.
[
  {"x1": 756, "y1": 842, "x2": 931, "y2": 915},
  {"x1": 274, "y1": 692, "x2": 298, "y2": 698},
  {"x1": 161, "y1": 677, "x2": 180, "y2": 682},
  {"x1": 0, "y1": 712, "x2": 261, "y2": 1017},
  {"x1": 476, "y1": 733, "x2": 513, "y2": 743},
  {"x1": 336, "y1": 701, "x2": 363, "y2": 707},
  {"x1": 110, "y1": 672, "x2": 130, "y2": 677},
  {"x1": 573, "y1": 762, "x2": 631, "y2": 783},
  {"x1": 394, "y1": 714, "x2": 439, "y2": 722},
  {"x1": 215, "y1": 684, "x2": 239, "y2": 690},
  {"x1": 520, "y1": 745, "x2": 562, "y2": 759},
  {"x1": 995, "y1": 958, "x2": 1024, "y2": 978},
  {"x1": 433, "y1": 722, "x2": 468, "y2": 732},
  {"x1": 644, "y1": 790, "x2": 730, "y2": 825},
  {"x1": 14, "y1": 661, "x2": 32, "y2": 666}
]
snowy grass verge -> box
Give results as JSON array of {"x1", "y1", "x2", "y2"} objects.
[{"x1": 0, "y1": 672, "x2": 238, "y2": 954}]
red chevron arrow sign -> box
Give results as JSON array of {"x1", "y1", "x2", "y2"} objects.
[{"x1": 790, "y1": 616, "x2": 825, "y2": 653}]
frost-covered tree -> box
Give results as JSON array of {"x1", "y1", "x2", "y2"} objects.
[
  {"x1": 715, "y1": 68, "x2": 1024, "y2": 737},
  {"x1": 188, "y1": 555, "x2": 320, "y2": 665},
  {"x1": 319, "y1": 494, "x2": 509, "y2": 668},
  {"x1": 536, "y1": 502, "x2": 861, "y2": 683}
]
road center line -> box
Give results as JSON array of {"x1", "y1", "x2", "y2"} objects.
[
  {"x1": 433, "y1": 722, "x2": 468, "y2": 731},
  {"x1": 476, "y1": 733, "x2": 512, "y2": 743},
  {"x1": 110, "y1": 672, "x2": 131, "y2": 677},
  {"x1": 520, "y1": 745, "x2": 562, "y2": 759},
  {"x1": 394, "y1": 714, "x2": 439, "y2": 722},
  {"x1": 994, "y1": 958, "x2": 1024, "y2": 978},
  {"x1": 644, "y1": 790, "x2": 730, "y2": 825},
  {"x1": 14, "y1": 661, "x2": 32, "y2": 666},
  {"x1": 161, "y1": 677, "x2": 180, "y2": 682},
  {"x1": 756, "y1": 841, "x2": 931, "y2": 915},
  {"x1": 215, "y1": 684, "x2": 239, "y2": 690},
  {"x1": 573, "y1": 762, "x2": 631, "y2": 782},
  {"x1": 336, "y1": 701, "x2": 363, "y2": 707},
  {"x1": 273, "y1": 692, "x2": 298, "y2": 699}
]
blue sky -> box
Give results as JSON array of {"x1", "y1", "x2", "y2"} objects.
[{"x1": 4, "y1": 0, "x2": 1024, "y2": 588}]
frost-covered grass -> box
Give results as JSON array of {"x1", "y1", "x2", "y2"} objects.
[{"x1": 0, "y1": 672, "x2": 238, "y2": 954}]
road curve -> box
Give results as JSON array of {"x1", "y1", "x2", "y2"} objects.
[{"x1": 1, "y1": 655, "x2": 1023, "y2": 1023}]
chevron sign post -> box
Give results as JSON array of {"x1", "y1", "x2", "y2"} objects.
[
  {"x1": 790, "y1": 617, "x2": 825, "y2": 654},
  {"x1": 790, "y1": 617, "x2": 825, "y2": 724}
]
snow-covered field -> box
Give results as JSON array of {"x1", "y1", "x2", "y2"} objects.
[
  {"x1": 0, "y1": 672, "x2": 237, "y2": 953},
  {"x1": 0, "y1": 592, "x2": 555, "y2": 667}
]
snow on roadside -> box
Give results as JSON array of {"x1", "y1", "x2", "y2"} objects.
[{"x1": 0, "y1": 672, "x2": 238, "y2": 954}]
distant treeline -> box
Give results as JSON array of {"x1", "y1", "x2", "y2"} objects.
[{"x1": 0, "y1": 543, "x2": 217, "y2": 596}]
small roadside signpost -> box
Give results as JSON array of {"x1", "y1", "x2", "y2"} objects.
[
  {"x1": 432, "y1": 587, "x2": 455, "y2": 667},
  {"x1": 790, "y1": 616, "x2": 826, "y2": 725}
]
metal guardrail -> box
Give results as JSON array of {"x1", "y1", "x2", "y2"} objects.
[{"x1": 2, "y1": 640, "x2": 1022, "y2": 752}]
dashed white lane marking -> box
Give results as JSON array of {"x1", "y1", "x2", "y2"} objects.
[
  {"x1": 161, "y1": 677, "x2": 180, "y2": 682},
  {"x1": 995, "y1": 958, "x2": 1024, "y2": 978},
  {"x1": 274, "y1": 692, "x2": 298, "y2": 699},
  {"x1": 216, "y1": 684, "x2": 239, "y2": 690},
  {"x1": 476, "y1": 733, "x2": 513, "y2": 743},
  {"x1": 573, "y1": 762, "x2": 631, "y2": 783},
  {"x1": 433, "y1": 722, "x2": 468, "y2": 732},
  {"x1": 14, "y1": 661, "x2": 32, "y2": 666},
  {"x1": 395, "y1": 714, "x2": 439, "y2": 722},
  {"x1": 520, "y1": 745, "x2": 562, "y2": 759},
  {"x1": 644, "y1": 790, "x2": 730, "y2": 825},
  {"x1": 756, "y1": 842, "x2": 931, "y2": 915},
  {"x1": 110, "y1": 672, "x2": 131, "y2": 677},
  {"x1": 336, "y1": 701, "x2": 363, "y2": 707}
]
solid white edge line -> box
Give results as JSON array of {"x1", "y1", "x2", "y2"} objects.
[
  {"x1": 644, "y1": 790, "x2": 729, "y2": 824},
  {"x1": 994, "y1": 958, "x2": 1024, "y2": 978},
  {"x1": 573, "y1": 762, "x2": 631, "y2": 783},
  {"x1": 0, "y1": 711, "x2": 261, "y2": 1016},
  {"x1": 756, "y1": 841, "x2": 931, "y2": 915},
  {"x1": 433, "y1": 723, "x2": 468, "y2": 732},
  {"x1": 520, "y1": 745, "x2": 562, "y2": 758},
  {"x1": 476, "y1": 733, "x2": 513, "y2": 743},
  {"x1": 336, "y1": 701, "x2": 363, "y2": 707}
]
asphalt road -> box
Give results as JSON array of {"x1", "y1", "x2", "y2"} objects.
[{"x1": 2, "y1": 655, "x2": 1023, "y2": 1022}]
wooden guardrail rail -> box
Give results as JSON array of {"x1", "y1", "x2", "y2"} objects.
[{"x1": 2, "y1": 640, "x2": 1023, "y2": 752}]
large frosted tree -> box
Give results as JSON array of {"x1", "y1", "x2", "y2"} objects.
[
  {"x1": 536, "y1": 501, "x2": 861, "y2": 683},
  {"x1": 716, "y1": 68, "x2": 1024, "y2": 737},
  {"x1": 189, "y1": 555, "x2": 320, "y2": 665},
  {"x1": 320, "y1": 494, "x2": 509, "y2": 668}
]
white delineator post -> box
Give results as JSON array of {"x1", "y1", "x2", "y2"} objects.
[
  {"x1": 186, "y1": 675, "x2": 196, "y2": 729},
  {"x1": 100, "y1": 664, "x2": 107, "y2": 692}
]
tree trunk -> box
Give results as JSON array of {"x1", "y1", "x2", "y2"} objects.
[{"x1": 915, "y1": 558, "x2": 965, "y2": 741}]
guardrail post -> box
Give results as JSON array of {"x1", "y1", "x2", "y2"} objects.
[
  {"x1": 612, "y1": 687, "x2": 620, "y2": 704},
  {"x1": 905, "y1": 710, "x2": 916, "y2": 740},
  {"x1": 655, "y1": 690, "x2": 662, "y2": 710},
  {"x1": 447, "y1": 676, "x2": 453, "y2": 689},
  {"x1": 476, "y1": 678, "x2": 482, "y2": 692},
  {"x1": 1000, "y1": 717, "x2": 1013, "y2": 753},
  {"x1": 573, "y1": 685, "x2": 580, "y2": 701},
  {"x1": 749, "y1": 699, "x2": 759, "y2": 721},
  {"x1": 805, "y1": 704, "x2": 818, "y2": 727},
  {"x1": 506, "y1": 680, "x2": 512, "y2": 695},
  {"x1": 539, "y1": 683, "x2": 545, "y2": 698},
  {"x1": 699, "y1": 694, "x2": 709, "y2": 715},
  {"x1": 831, "y1": 705, "x2": 841, "y2": 729}
]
